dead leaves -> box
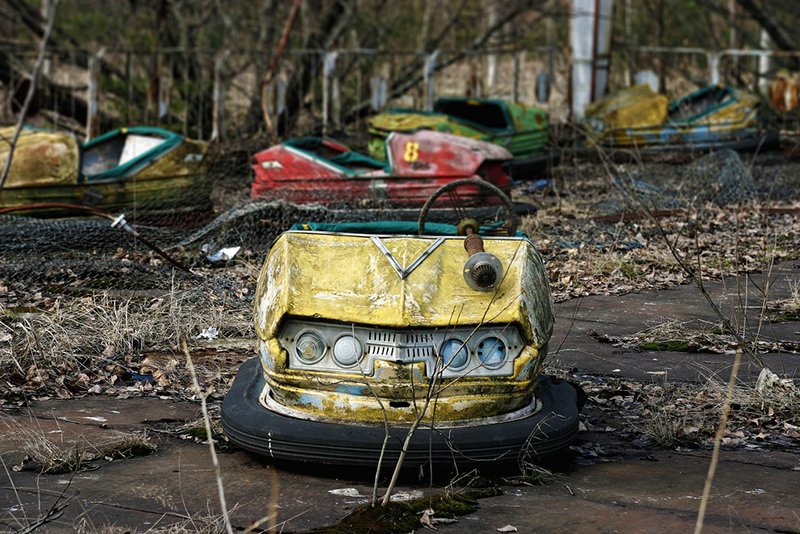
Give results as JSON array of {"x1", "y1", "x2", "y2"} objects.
[
  {"x1": 521, "y1": 186, "x2": 800, "y2": 304},
  {"x1": 579, "y1": 373, "x2": 800, "y2": 449},
  {"x1": 0, "y1": 291, "x2": 251, "y2": 404}
]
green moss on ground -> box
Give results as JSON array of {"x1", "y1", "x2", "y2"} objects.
[
  {"x1": 640, "y1": 340, "x2": 692, "y2": 351},
  {"x1": 308, "y1": 487, "x2": 502, "y2": 534}
]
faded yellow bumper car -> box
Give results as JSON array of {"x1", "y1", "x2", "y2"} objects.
[{"x1": 222, "y1": 180, "x2": 580, "y2": 468}]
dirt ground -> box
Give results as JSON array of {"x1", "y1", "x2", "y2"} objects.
[{"x1": 1, "y1": 148, "x2": 799, "y2": 532}]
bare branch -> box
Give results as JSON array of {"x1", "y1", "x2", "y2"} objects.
[
  {"x1": 261, "y1": 0, "x2": 303, "y2": 141},
  {"x1": 693, "y1": 345, "x2": 743, "y2": 534},
  {"x1": 183, "y1": 339, "x2": 233, "y2": 534},
  {"x1": 0, "y1": 0, "x2": 59, "y2": 190},
  {"x1": 735, "y1": 0, "x2": 797, "y2": 51}
]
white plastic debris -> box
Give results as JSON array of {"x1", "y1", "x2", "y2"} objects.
[
  {"x1": 497, "y1": 526, "x2": 518, "y2": 533},
  {"x1": 206, "y1": 246, "x2": 241, "y2": 262},
  {"x1": 82, "y1": 416, "x2": 108, "y2": 423},
  {"x1": 328, "y1": 488, "x2": 364, "y2": 497},
  {"x1": 197, "y1": 326, "x2": 219, "y2": 340},
  {"x1": 756, "y1": 368, "x2": 799, "y2": 400},
  {"x1": 390, "y1": 490, "x2": 424, "y2": 502}
]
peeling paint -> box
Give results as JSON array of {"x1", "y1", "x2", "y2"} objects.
[
  {"x1": 253, "y1": 230, "x2": 553, "y2": 425},
  {"x1": 335, "y1": 384, "x2": 367, "y2": 396},
  {"x1": 255, "y1": 232, "x2": 552, "y2": 341}
]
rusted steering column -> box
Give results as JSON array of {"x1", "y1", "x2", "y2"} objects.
[{"x1": 458, "y1": 218, "x2": 504, "y2": 292}]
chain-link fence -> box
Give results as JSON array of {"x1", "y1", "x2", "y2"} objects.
[{"x1": 1, "y1": 45, "x2": 566, "y2": 142}]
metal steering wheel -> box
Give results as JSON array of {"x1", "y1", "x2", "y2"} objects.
[{"x1": 417, "y1": 178, "x2": 519, "y2": 236}]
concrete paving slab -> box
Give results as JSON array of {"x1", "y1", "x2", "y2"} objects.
[
  {"x1": 448, "y1": 449, "x2": 800, "y2": 533},
  {"x1": 551, "y1": 262, "x2": 800, "y2": 382}
]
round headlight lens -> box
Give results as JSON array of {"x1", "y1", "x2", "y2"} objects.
[
  {"x1": 295, "y1": 331, "x2": 326, "y2": 364},
  {"x1": 332, "y1": 335, "x2": 363, "y2": 367},
  {"x1": 440, "y1": 338, "x2": 468, "y2": 370},
  {"x1": 477, "y1": 336, "x2": 506, "y2": 369}
]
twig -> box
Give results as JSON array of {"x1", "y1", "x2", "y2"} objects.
[
  {"x1": 604, "y1": 151, "x2": 738, "y2": 338},
  {"x1": 76, "y1": 500, "x2": 190, "y2": 520},
  {"x1": 0, "y1": 0, "x2": 59, "y2": 190},
  {"x1": 694, "y1": 344, "x2": 743, "y2": 534},
  {"x1": 1, "y1": 456, "x2": 75, "y2": 534},
  {"x1": 247, "y1": 507, "x2": 310, "y2": 533},
  {"x1": 367, "y1": 384, "x2": 391, "y2": 506},
  {"x1": 182, "y1": 338, "x2": 233, "y2": 534},
  {"x1": 0, "y1": 456, "x2": 26, "y2": 530},
  {"x1": 244, "y1": 468, "x2": 284, "y2": 532},
  {"x1": 381, "y1": 368, "x2": 440, "y2": 506}
]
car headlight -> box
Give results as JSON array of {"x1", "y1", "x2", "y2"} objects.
[
  {"x1": 295, "y1": 331, "x2": 326, "y2": 364},
  {"x1": 587, "y1": 117, "x2": 605, "y2": 132},
  {"x1": 477, "y1": 336, "x2": 507, "y2": 369},
  {"x1": 440, "y1": 338, "x2": 469, "y2": 370},
  {"x1": 332, "y1": 335, "x2": 363, "y2": 367}
]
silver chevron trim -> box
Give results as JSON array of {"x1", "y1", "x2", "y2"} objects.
[{"x1": 370, "y1": 236, "x2": 445, "y2": 280}]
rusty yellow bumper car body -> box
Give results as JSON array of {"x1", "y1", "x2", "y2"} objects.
[
  {"x1": 222, "y1": 185, "x2": 579, "y2": 468},
  {"x1": 584, "y1": 84, "x2": 776, "y2": 152},
  {"x1": 0, "y1": 126, "x2": 210, "y2": 218}
]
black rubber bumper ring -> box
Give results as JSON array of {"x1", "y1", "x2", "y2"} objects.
[{"x1": 221, "y1": 357, "x2": 579, "y2": 468}]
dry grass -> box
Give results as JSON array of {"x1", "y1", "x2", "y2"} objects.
[
  {"x1": 631, "y1": 319, "x2": 727, "y2": 353},
  {"x1": 0, "y1": 289, "x2": 251, "y2": 398},
  {"x1": 594, "y1": 317, "x2": 799, "y2": 358},
  {"x1": 769, "y1": 277, "x2": 800, "y2": 321},
  {"x1": 80, "y1": 513, "x2": 231, "y2": 534},
  {"x1": 631, "y1": 368, "x2": 799, "y2": 448},
  {"x1": 637, "y1": 386, "x2": 712, "y2": 447},
  {"x1": 4, "y1": 291, "x2": 250, "y2": 362},
  {"x1": 2, "y1": 415, "x2": 156, "y2": 474},
  {"x1": 756, "y1": 370, "x2": 800, "y2": 422}
]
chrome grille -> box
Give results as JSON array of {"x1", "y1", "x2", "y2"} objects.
[{"x1": 367, "y1": 331, "x2": 435, "y2": 361}]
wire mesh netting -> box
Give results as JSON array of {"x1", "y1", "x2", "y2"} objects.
[
  {"x1": 1, "y1": 116, "x2": 529, "y2": 289},
  {"x1": 0, "y1": 131, "x2": 532, "y2": 403}
]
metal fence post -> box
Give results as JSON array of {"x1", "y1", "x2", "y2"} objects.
[
  {"x1": 371, "y1": 74, "x2": 388, "y2": 111},
  {"x1": 211, "y1": 49, "x2": 230, "y2": 142},
  {"x1": 424, "y1": 49, "x2": 440, "y2": 111},
  {"x1": 322, "y1": 51, "x2": 338, "y2": 135},
  {"x1": 333, "y1": 69, "x2": 341, "y2": 131},
  {"x1": 757, "y1": 30, "x2": 771, "y2": 94},
  {"x1": 86, "y1": 48, "x2": 105, "y2": 140},
  {"x1": 707, "y1": 52, "x2": 720, "y2": 85},
  {"x1": 513, "y1": 51, "x2": 526, "y2": 102}
]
